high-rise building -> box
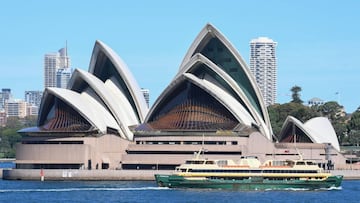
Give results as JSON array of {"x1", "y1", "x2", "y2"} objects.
[
  {"x1": 141, "y1": 88, "x2": 150, "y2": 108},
  {"x1": 250, "y1": 37, "x2": 277, "y2": 106},
  {"x1": 56, "y1": 68, "x2": 72, "y2": 89},
  {"x1": 0, "y1": 88, "x2": 12, "y2": 110},
  {"x1": 25, "y1": 91, "x2": 43, "y2": 107},
  {"x1": 26, "y1": 105, "x2": 39, "y2": 116},
  {"x1": 44, "y1": 45, "x2": 71, "y2": 88},
  {"x1": 5, "y1": 99, "x2": 27, "y2": 118}
]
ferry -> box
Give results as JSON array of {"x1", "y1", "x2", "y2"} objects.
[{"x1": 155, "y1": 150, "x2": 343, "y2": 190}]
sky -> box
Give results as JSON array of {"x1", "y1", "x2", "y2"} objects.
[{"x1": 0, "y1": 0, "x2": 359, "y2": 113}]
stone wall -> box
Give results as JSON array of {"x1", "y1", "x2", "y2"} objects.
[{"x1": 2, "y1": 169, "x2": 172, "y2": 181}]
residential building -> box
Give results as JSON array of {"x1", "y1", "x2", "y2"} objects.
[
  {"x1": 250, "y1": 37, "x2": 277, "y2": 106},
  {"x1": 141, "y1": 88, "x2": 150, "y2": 108},
  {"x1": 44, "y1": 45, "x2": 71, "y2": 89},
  {"x1": 308, "y1": 97, "x2": 325, "y2": 106},
  {"x1": 26, "y1": 105, "x2": 39, "y2": 116},
  {"x1": 25, "y1": 91, "x2": 43, "y2": 107},
  {"x1": 0, "y1": 88, "x2": 12, "y2": 109},
  {"x1": 5, "y1": 99, "x2": 27, "y2": 118},
  {"x1": 56, "y1": 68, "x2": 72, "y2": 89}
]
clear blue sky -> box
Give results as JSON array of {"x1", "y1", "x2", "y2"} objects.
[{"x1": 0, "y1": 0, "x2": 359, "y2": 113}]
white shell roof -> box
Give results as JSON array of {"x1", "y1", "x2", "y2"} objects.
[
  {"x1": 177, "y1": 23, "x2": 272, "y2": 137},
  {"x1": 35, "y1": 40, "x2": 150, "y2": 140},
  {"x1": 89, "y1": 40, "x2": 148, "y2": 122},
  {"x1": 31, "y1": 24, "x2": 341, "y2": 147},
  {"x1": 279, "y1": 116, "x2": 340, "y2": 151},
  {"x1": 304, "y1": 117, "x2": 340, "y2": 151},
  {"x1": 183, "y1": 73, "x2": 256, "y2": 126},
  {"x1": 43, "y1": 88, "x2": 119, "y2": 134},
  {"x1": 68, "y1": 69, "x2": 138, "y2": 140},
  {"x1": 179, "y1": 53, "x2": 271, "y2": 139}
]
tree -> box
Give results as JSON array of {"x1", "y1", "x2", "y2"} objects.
[
  {"x1": 349, "y1": 111, "x2": 360, "y2": 130},
  {"x1": 318, "y1": 101, "x2": 344, "y2": 121},
  {"x1": 348, "y1": 130, "x2": 360, "y2": 146},
  {"x1": 290, "y1": 85, "x2": 303, "y2": 104},
  {"x1": 5, "y1": 117, "x2": 22, "y2": 129},
  {"x1": 0, "y1": 116, "x2": 33, "y2": 158},
  {"x1": 267, "y1": 102, "x2": 320, "y2": 136}
]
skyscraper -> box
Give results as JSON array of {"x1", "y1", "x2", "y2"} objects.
[
  {"x1": 44, "y1": 45, "x2": 71, "y2": 88},
  {"x1": 141, "y1": 88, "x2": 150, "y2": 108},
  {"x1": 250, "y1": 37, "x2": 277, "y2": 106},
  {"x1": 25, "y1": 91, "x2": 43, "y2": 107},
  {"x1": 56, "y1": 68, "x2": 72, "y2": 89},
  {"x1": 0, "y1": 88, "x2": 12, "y2": 110}
]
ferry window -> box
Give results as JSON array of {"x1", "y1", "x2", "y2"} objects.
[
  {"x1": 231, "y1": 141, "x2": 238, "y2": 145},
  {"x1": 306, "y1": 161, "x2": 316, "y2": 165},
  {"x1": 186, "y1": 160, "x2": 205, "y2": 164},
  {"x1": 217, "y1": 160, "x2": 228, "y2": 166},
  {"x1": 296, "y1": 161, "x2": 305, "y2": 165}
]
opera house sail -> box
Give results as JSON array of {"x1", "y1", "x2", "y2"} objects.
[
  {"x1": 13, "y1": 24, "x2": 346, "y2": 173},
  {"x1": 16, "y1": 40, "x2": 148, "y2": 170}
]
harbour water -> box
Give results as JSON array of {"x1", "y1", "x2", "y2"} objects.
[
  {"x1": 1, "y1": 162, "x2": 360, "y2": 202},
  {"x1": 0, "y1": 180, "x2": 359, "y2": 203}
]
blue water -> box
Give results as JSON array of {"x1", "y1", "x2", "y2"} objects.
[
  {"x1": 0, "y1": 162, "x2": 14, "y2": 169},
  {"x1": 0, "y1": 180, "x2": 359, "y2": 203}
]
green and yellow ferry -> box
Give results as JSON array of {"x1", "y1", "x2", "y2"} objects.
[{"x1": 155, "y1": 150, "x2": 343, "y2": 190}]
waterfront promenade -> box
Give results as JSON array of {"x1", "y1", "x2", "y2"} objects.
[
  {"x1": 1, "y1": 169, "x2": 360, "y2": 181},
  {"x1": 1, "y1": 169, "x2": 172, "y2": 181}
]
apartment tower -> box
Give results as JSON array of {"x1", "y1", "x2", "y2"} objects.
[
  {"x1": 44, "y1": 44, "x2": 71, "y2": 88},
  {"x1": 250, "y1": 37, "x2": 277, "y2": 106}
]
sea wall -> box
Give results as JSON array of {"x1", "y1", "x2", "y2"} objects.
[
  {"x1": 2, "y1": 169, "x2": 172, "y2": 181},
  {"x1": 2, "y1": 169, "x2": 360, "y2": 181},
  {"x1": 332, "y1": 170, "x2": 360, "y2": 180}
]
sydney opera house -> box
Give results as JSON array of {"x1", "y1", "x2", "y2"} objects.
[{"x1": 15, "y1": 24, "x2": 347, "y2": 171}]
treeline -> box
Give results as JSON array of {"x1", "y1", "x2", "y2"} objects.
[
  {"x1": 268, "y1": 86, "x2": 360, "y2": 146},
  {"x1": 0, "y1": 116, "x2": 37, "y2": 158}
]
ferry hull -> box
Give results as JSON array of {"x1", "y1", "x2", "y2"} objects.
[{"x1": 155, "y1": 174, "x2": 343, "y2": 190}]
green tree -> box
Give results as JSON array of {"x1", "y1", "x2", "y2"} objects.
[
  {"x1": 5, "y1": 117, "x2": 22, "y2": 128},
  {"x1": 318, "y1": 101, "x2": 344, "y2": 121},
  {"x1": 347, "y1": 111, "x2": 360, "y2": 146},
  {"x1": 316, "y1": 101, "x2": 348, "y2": 144},
  {"x1": 0, "y1": 116, "x2": 32, "y2": 158},
  {"x1": 348, "y1": 130, "x2": 360, "y2": 146},
  {"x1": 22, "y1": 115, "x2": 38, "y2": 127},
  {"x1": 290, "y1": 85, "x2": 303, "y2": 104},
  {"x1": 268, "y1": 102, "x2": 320, "y2": 136}
]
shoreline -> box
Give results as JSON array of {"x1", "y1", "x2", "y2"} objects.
[{"x1": 1, "y1": 169, "x2": 360, "y2": 181}]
